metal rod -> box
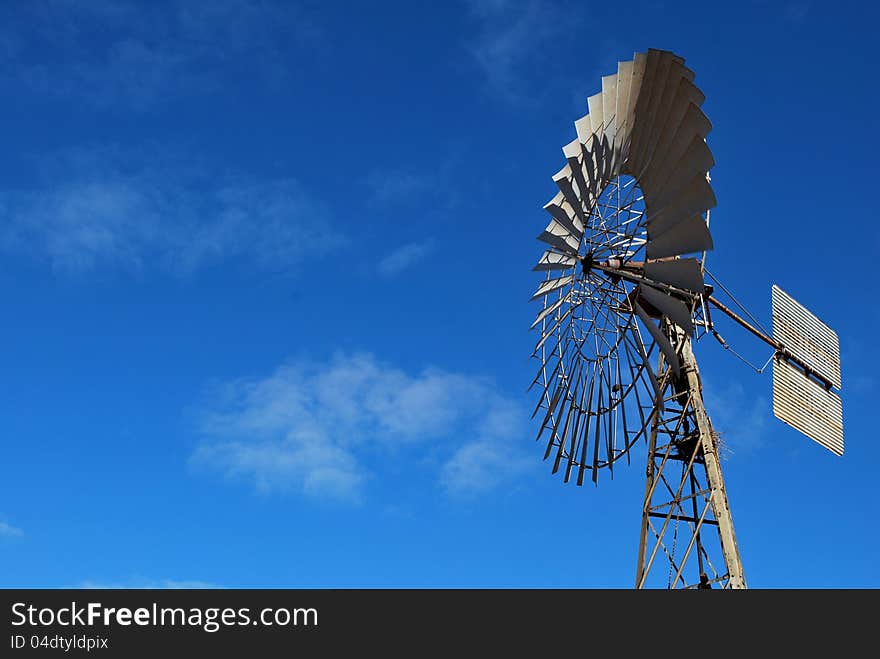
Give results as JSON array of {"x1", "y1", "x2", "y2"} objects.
[
  {"x1": 647, "y1": 512, "x2": 719, "y2": 526},
  {"x1": 705, "y1": 295, "x2": 835, "y2": 389}
]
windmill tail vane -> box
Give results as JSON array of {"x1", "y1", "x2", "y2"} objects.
[{"x1": 529, "y1": 48, "x2": 844, "y2": 589}]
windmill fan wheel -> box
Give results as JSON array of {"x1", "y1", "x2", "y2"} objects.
[{"x1": 530, "y1": 48, "x2": 717, "y2": 485}]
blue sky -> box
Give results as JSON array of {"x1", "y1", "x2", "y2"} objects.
[{"x1": 1, "y1": 0, "x2": 877, "y2": 588}]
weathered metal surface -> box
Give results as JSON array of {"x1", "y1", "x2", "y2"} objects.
[
  {"x1": 636, "y1": 327, "x2": 747, "y2": 589},
  {"x1": 773, "y1": 357, "x2": 844, "y2": 455},
  {"x1": 644, "y1": 258, "x2": 704, "y2": 293},
  {"x1": 772, "y1": 285, "x2": 842, "y2": 389}
]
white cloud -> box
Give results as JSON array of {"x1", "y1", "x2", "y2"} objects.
[
  {"x1": 193, "y1": 353, "x2": 529, "y2": 501},
  {"x1": 0, "y1": 147, "x2": 342, "y2": 274},
  {"x1": 0, "y1": 0, "x2": 322, "y2": 107},
  {"x1": 0, "y1": 521, "x2": 23, "y2": 538},
  {"x1": 377, "y1": 240, "x2": 434, "y2": 276},
  {"x1": 465, "y1": 0, "x2": 571, "y2": 103},
  {"x1": 703, "y1": 379, "x2": 768, "y2": 456},
  {"x1": 364, "y1": 169, "x2": 432, "y2": 206}
]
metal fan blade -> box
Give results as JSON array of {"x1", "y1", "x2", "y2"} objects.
[
  {"x1": 550, "y1": 171, "x2": 587, "y2": 228},
  {"x1": 596, "y1": 133, "x2": 614, "y2": 185},
  {"x1": 574, "y1": 115, "x2": 593, "y2": 144},
  {"x1": 643, "y1": 135, "x2": 714, "y2": 211},
  {"x1": 544, "y1": 189, "x2": 584, "y2": 238},
  {"x1": 615, "y1": 60, "x2": 633, "y2": 141},
  {"x1": 639, "y1": 80, "x2": 706, "y2": 189},
  {"x1": 622, "y1": 330, "x2": 664, "y2": 412},
  {"x1": 638, "y1": 283, "x2": 694, "y2": 336},
  {"x1": 555, "y1": 367, "x2": 584, "y2": 477},
  {"x1": 537, "y1": 219, "x2": 579, "y2": 256},
  {"x1": 646, "y1": 213, "x2": 713, "y2": 259},
  {"x1": 646, "y1": 103, "x2": 712, "y2": 194},
  {"x1": 562, "y1": 138, "x2": 593, "y2": 210},
  {"x1": 634, "y1": 302, "x2": 681, "y2": 376},
  {"x1": 630, "y1": 50, "x2": 678, "y2": 173},
  {"x1": 530, "y1": 294, "x2": 568, "y2": 329},
  {"x1": 531, "y1": 274, "x2": 574, "y2": 301},
  {"x1": 620, "y1": 52, "x2": 648, "y2": 173},
  {"x1": 533, "y1": 250, "x2": 578, "y2": 272},
  {"x1": 644, "y1": 258, "x2": 704, "y2": 293},
  {"x1": 602, "y1": 74, "x2": 619, "y2": 174},
  {"x1": 647, "y1": 173, "x2": 716, "y2": 236},
  {"x1": 588, "y1": 92, "x2": 604, "y2": 140},
  {"x1": 627, "y1": 50, "x2": 662, "y2": 170},
  {"x1": 551, "y1": 359, "x2": 584, "y2": 473},
  {"x1": 537, "y1": 378, "x2": 566, "y2": 446},
  {"x1": 636, "y1": 61, "x2": 695, "y2": 180},
  {"x1": 591, "y1": 379, "x2": 602, "y2": 483},
  {"x1": 533, "y1": 304, "x2": 576, "y2": 354},
  {"x1": 576, "y1": 375, "x2": 596, "y2": 485},
  {"x1": 580, "y1": 139, "x2": 601, "y2": 195}
]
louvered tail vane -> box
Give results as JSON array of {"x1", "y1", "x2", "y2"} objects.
[
  {"x1": 771, "y1": 285, "x2": 844, "y2": 455},
  {"x1": 705, "y1": 286, "x2": 845, "y2": 455}
]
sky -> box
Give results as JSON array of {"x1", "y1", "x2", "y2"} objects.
[{"x1": 0, "y1": 0, "x2": 877, "y2": 589}]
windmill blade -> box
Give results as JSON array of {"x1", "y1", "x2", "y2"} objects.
[
  {"x1": 550, "y1": 171, "x2": 588, "y2": 229},
  {"x1": 544, "y1": 189, "x2": 584, "y2": 238},
  {"x1": 626, "y1": 49, "x2": 661, "y2": 170},
  {"x1": 531, "y1": 274, "x2": 574, "y2": 301},
  {"x1": 614, "y1": 60, "x2": 634, "y2": 167},
  {"x1": 551, "y1": 357, "x2": 585, "y2": 472},
  {"x1": 647, "y1": 173, "x2": 716, "y2": 236},
  {"x1": 601, "y1": 74, "x2": 620, "y2": 173},
  {"x1": 625, "y1": 51, "x2": 648, "y2": 121},
  {"x1": 530, "y1": 294, "x2": 569, "y2": 329},
  {"x1": 643, "y1": 135, "x2": 714, "y2": 212},
  {"x1": 562, "y1": 138, "x2": 594, "y2": 211},
  {"x1": 596, "y1": 133, "x2": 614, "y2": 184},
  {"x1": 648, "y1": 103, "x2": 712, "y2": 190},
  {"x1": 636, "y1": 61, "x2": 696, "y2": 180},
  {"x1": 631, "y1": 50, "x2": 681, "y2": 173},
  {"x1": 634, "y1": 302, "x2": 681, "y2": 376},
  {"x1": 574, "y1": 115, "x2": 594, "y2": 144},
  {"x1": 576, "y1": 375, "x2": 596, "y2": 485},
  {"x1": 533, "y1": 250, "x2": 578, "y2": 272},
  {"x1": 532, "y1": 303, "x2": 576, "y2": 354},
  {"x1": 640, "y1": 83, "x2": 707, "y2": 194},
  {"x1": 537, "y1": 219, "x2": 580, "y2": 255},
  {"x1": 644, "y1": 258, "x2": 704, "y2": 293},
  {"x1": 646, "y1": 213, "x2": 714, "y2": 259},
  {"x1": 579, "y1": 136, "x2": 602, "y2": 195},
  {"x1": 588, "y1": 92, "x2": 605, "y2": 142},
  {"x1": 638, "y1": 283, "x2": 694, "y2": 335}
]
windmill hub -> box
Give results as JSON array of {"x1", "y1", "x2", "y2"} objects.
[{"x1": 579, "y1": 252, "x2": 595, "y2": 273}]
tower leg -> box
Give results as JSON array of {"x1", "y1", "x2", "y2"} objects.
[{"x1": 635, "y1": 326, "x2": 746, "y2": 589}]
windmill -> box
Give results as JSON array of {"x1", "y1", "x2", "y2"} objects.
[{"x1": 529, "y1": 48, "x2": 844, "y2": 589}]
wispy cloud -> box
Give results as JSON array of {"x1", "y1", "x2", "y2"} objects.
[
  {"x1": 192, "y1": 353, "x2": 530, "y2": 501},
  {"x1": 703, "y1": 379, "x2": 768, "y2": 456},
  {"x1": 378, "y1": 240, "x2": 434, "y2": 276},
  {"x1": 464, "y1": 0, "x2": 573, "y2": 104},
  {"x1": 364, "y1": 169, "x2": 433, "y2": 207},
  {"x1": 785, "y1": 1, "x2": 811, "y2": 22},
  {"x1": 0, "y1": 0, "x2": 322, "y2": 108},
  {"x1": 0, "y1": 520, "x2": 24, "y2": 538},
  {"x1": 0, "y1": 147, "x2": 343, "y2": 274}
]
